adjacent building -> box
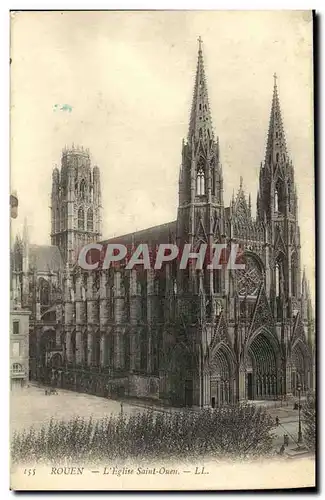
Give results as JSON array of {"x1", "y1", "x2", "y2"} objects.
[{"x1": 10, "y1": 306, "x2": 30, "y2": 389}]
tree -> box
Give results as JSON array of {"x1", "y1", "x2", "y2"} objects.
[
  {"x1": 12, "y1": 402, "x2": 276, "y2": 463},
  {"x1": 303, "y1": 392, "x2": 316, "y2": 451}
]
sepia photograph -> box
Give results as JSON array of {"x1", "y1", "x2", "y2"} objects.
[{"x1": 9, "y1": 10, "x2": 316, "y2": 491}]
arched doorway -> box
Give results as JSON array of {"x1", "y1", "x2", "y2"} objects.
[
  {"x1": 247, "y1": 330, "x2": 279, "y2": 400},
  {"x1": 49, "y1": 353, "x2": 63, "y2": 388},
  {"x1": 39, "y1": 329, "x2": 56, "y2": 382},
  {"x1": 209, "y1": 344, "x2": 234, "y2": 406},
  {"x1": 50, "y1": 352, "x2": 63, "y2": 369},
  {"x1": 167, "y1": 344, "x2": 195, "y2": 407},
  {"x1": 291, "y1": 341, "x2": 309, "y2": 396}
]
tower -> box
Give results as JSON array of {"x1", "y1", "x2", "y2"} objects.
[
  {"x1": 177, "y1": 38, "x2": 224, "y2": 299},
  {"x1": 51, "y1": 145, "x2": 102, "y2": 266},
  {"x1": 257, "y1": 75, "x2": 314, "y2": 396},
  {"x1": 257, "y1": 75, "x2": 301, "y2": 321}
]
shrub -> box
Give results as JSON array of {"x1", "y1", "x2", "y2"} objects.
[{"x1": 11, "y1": 402, "x2": 275, "y2": 464}]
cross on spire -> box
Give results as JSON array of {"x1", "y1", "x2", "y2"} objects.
[{"x1": 273, "y1": 72, "x2": 278, "y2": 87}]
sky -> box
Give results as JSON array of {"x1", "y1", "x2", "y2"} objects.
[{"x1": 10, "y1": 10, "x2": 314, "y2": 300}]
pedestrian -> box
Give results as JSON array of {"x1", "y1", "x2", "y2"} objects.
[
  {"x1": 120, "y1": 402, "x2": 124, "y2": 415},
  {"x1": 275, "y1": 415, "x2": 279, "y2": 426},
  {"x1": 284, "y1": 434, "x2": 289, "y2": 447},
  {"x1": 279, "y1": 444, "x2": 285, "y2": 455}
]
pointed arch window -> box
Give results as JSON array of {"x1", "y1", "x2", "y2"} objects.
[
  {"x1": 211, "y1": 166, "x2": 216, "y2": 196},
  {"x1": 276, "y1": 152, "x2": 279, "y2": 163},
  {"x1": 196, "y1": 166, "x2": 205, "y2": 196},
  {"x1": 287, "y1": 180, "x2": 292, "y2": 212},
  {"x1": 78, "y1": 207, "x2": 84, "y2": 229},
  {"x1": 40, "y1": 278, "x2": 50, "y2": 306},
  {"x1": 80, "y1": 180, "x2": 86, "y2": 200},
  {"x1": 213, "y1": 269, "x2": 222, "y2": 294},
  {"x1": 275, "y1": 258, "x2": 285, "y2": 320},
  {"x1": 275, "y1": 257, "x2": 285, "y2": 298},
  {"x1": 291, "y1": 253, "x2": 298, "y2": 297},
  {"x1": 274, "y1": 189, "x2": 279, "y2": 212},
  {"x1": 275, "y1": 180, "x2": 285, "y2": 214},
  {"x1": 275, "y1": 263, "x2": 280, "y2": 298},
  {"x1": 87, "y1": 208, "x2": 93, "y2": 231}
]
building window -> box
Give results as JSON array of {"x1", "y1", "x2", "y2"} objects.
[
  {"x1": 78, "y1": 207, "x2": 84, "y2": 229},
  {"x1": 291, "y1": 254, "x2": 298, "y2": 297},
  {"x1": 275, "y1": 180, "x2": 285, "y2": 213},
  {"x1": 40, "y1": 278, "x2": 50, "y2": 305},
  {"x1": 213, "y1": 269, "x2": 222, "y2": 294},
  {"x1": 141, "y1": 280, "x2": 147, "y2": 320},
  {"x1": 274, "y1": 190, "x2": 278, "y2": 212},
  {"x1": 12, "y1": 342, "x2": 20, "y2": 357},
  {"x1": 211, "y1": 167, "x2": 215, "y2": 196},
  {"x1": 12, "y1": 363, "x2": 23, "y2": 373},
  {"x1": 196, "y1": 167, "x2": 205, "y2": 195},
  {"x1": 13, "y1": 321, "x2": 19, "y2": 335},
  {"x1": 80, "y1": 180, "x2": 86, "y2": 200},
  {"x1": 275, "y1": 263, "x2": 280, "y2": 298},
  {"x1": 87, "y1": 208, "x2": 93, "y2": 231},
  {"x1": 276, "y1": 152, "x2": 279, "y2": 163},
  {"x1": 140, "y1": 330, "x2": 148, "y2": 372},
  {"x1": 124, "y1": 333, "x2": 130, "y2": 371}
]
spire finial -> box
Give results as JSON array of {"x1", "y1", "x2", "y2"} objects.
[
  {"x1": 240, "y1": 176, "x2": 243, "y2": 189},
  {"x1": 197, "y1": 36, "x2": 203, "y2": 52},
  {"x1": 273, "y1": 72, "x2": 277, "y2": 87}
]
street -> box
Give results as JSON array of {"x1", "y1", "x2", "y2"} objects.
[{"x1": 10, "y1": 384, "x2": 142, "y2": 434}]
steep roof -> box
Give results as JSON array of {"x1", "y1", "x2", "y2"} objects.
[
  {"x1": 101, "y1": 220, "x2": 177, "y2": 249},
  {"x1": 29, "y1": 244, "x2": 63, "y2": 272}
]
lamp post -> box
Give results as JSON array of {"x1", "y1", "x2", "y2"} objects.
[{"x1": 297, "y1": 383, "x2": 303, "y2": 444}]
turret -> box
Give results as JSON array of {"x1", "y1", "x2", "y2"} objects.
[{"x1": 51, "y1": 146, "x2": 102, "y2": 265}]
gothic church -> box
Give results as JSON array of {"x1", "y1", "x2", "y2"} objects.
[{"x1": 11, "y1": 42, "x2": 315, "y2": 407}]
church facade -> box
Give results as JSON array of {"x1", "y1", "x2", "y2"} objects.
[{"x1": 11, "y1": 42, "x2": 315, "y2": 407}]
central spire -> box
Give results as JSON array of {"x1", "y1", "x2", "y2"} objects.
[{"x1": 188, "y1": 37, "x2": 214, "y2": 144}]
